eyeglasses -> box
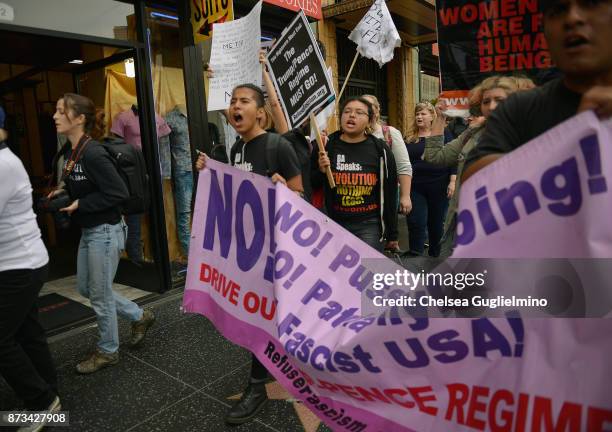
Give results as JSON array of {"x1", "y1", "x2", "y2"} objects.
[{"x1": 342, "y1": 109, "x2": 369, "y2": 117}]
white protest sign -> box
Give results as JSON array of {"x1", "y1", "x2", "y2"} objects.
[
  {"x1": 348, "y1": 0, "x2": 401, "y2": 67},
  {"x1": 207, "y1": 1, "x2": 262, "y2": 112}
]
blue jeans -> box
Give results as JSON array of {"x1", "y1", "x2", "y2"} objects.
[
  {"x1": 124, "y1": 214, "x2": 143, "y2": 262},
  {"x1": 341, "y1": 218, "x2": 383, "y2": 252},
  {"x1": 407, "y1": 181, "x2": 449, "y2": 257},
  {"x1": 173, "y1": 171, "x2": 194, "y2": 255},
  {"x1": 76, "y1": 222, "x2": 143, "y2": 353}
]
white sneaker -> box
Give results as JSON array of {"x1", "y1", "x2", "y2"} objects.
[{"x1": 17, "y1": 396, "x2": 61, "y2": 432}]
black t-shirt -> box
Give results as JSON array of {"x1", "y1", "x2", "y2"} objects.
[
  {"x1": 329, "y1": 137, "x2": 380, "y2": 222},
  {"x1": 231, "y1": 132, "x2": 301, "y2": 180},
  {"x1": 465, "y1": 78, "x2": 582, "y2": 167},
  {"x1": 407, "y1": 137, "x2": 456, "y2": 185}
]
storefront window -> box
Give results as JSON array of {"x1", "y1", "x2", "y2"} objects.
[
  {"x1": 3, "y1": 0, "x2": 133, "y2": 40},
  {"x1": 144, "y1": 6, "x2": 194, "y2": 285}
]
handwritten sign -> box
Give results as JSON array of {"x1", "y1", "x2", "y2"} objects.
[{"x1": 207, "y1": 1, "x2": 262, "y2": 111}]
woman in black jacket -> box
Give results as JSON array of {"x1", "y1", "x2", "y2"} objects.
[
  {"x1": 49, "y1": 94, "x2": 155, "y2": 374},
  {"x1": 315, "y1": 96, "x2": 398, "y2": 251}
]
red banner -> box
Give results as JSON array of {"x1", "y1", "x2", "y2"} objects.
[{"x1": 263, "y1": 0, "x2": 322, "y2": 20}]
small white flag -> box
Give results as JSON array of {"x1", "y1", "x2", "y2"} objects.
[{"x1": 348, "y1": 0, "x2": 401, "y2": 67}]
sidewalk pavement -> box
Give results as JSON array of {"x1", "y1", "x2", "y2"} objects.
[{"x1": 0, "y1": 292, "x2": 334, "y2": 432}]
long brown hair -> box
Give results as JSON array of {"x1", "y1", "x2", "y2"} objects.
[
  {"x1": 61, "y1": 93, "x2": 96, "y2": 133},
  {"x1": 406, "y1": 101, "x2": 435, "y2": 143}
]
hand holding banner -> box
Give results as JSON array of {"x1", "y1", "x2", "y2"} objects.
[{"x1": 184, "y1": 120, "x2": 612, "y2": 430}]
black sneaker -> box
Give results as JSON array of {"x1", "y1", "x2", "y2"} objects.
[{"x1": 224, "y1": 383, "x2": 268, "y2": 424}]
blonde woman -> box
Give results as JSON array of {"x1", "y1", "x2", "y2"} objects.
[
  {"x1": 424, "y1": 76, "x2": 535, "y2": 256},
  {"x1": 405, "y1": 102, "x2": 457, "y2": 257},
  {"x1": 362, "y1": 95, "x2": 413, "y2": 252}
]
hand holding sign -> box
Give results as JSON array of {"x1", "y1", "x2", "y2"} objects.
[{"x1": 431, "y1": 99, "x2": 448, "y2": 136}]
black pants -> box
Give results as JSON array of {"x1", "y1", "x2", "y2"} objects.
[
  {"x1": 407, "y1": 180, "x2": 449, "y2": 257},
  {"x1": 250, "y1": 354, "x2": 269, "y2": 382},
  {"x1": 0, "y1": 265, "x2": 58, "y2": 410}
]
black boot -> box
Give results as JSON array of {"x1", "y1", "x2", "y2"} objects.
[{"x1": 224, "y1": 381, "x2": 268, "y2": 424}]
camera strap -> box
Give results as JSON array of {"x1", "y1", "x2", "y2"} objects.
[{"x1": 61, "y1": 135, "x2": 91, "y2": 182}]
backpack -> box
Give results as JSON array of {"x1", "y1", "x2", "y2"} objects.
[{"x1": 98, "y1": 137, "x2": 150, "y2": 214}]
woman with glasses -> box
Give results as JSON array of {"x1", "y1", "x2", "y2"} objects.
[
  {"x1": 315, "y1": 96, "x2": 398, "y2": 251},
  {"x1": 405, "y1": 102, "x2": 456, "y2": 257}
]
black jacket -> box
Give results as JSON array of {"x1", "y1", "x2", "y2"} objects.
[
  {"x1": 63, "y1": 139, "x2": 129, "y2": 228},
  {"x1": 311, "y1": 132, "x2": 398, "y2": 242}
]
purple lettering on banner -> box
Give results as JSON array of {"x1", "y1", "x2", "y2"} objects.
[
  {"x1": 495, "y1": 181, "x2": 541, "y2": 225},
  {"x1": 505, "y1": 311, "x2": 525, "y2": 358},
  {"x1": 274, "y1": 250, "x2": 294, "y2": 280},
  {"x1": 335, "y1": 352, "x2": 360, "y2": 373},
  {"x1": 353, "y1": 344, "x2": 381, "y2": 373},
  {"x1": 311, "y1": 232, "x2": 333, "y2": 257},
  {"x1": 475, "y1": 186, "x2": 500, "y2": 235},
  {"x1": 427, "y1": 330, "x2": 469, "y2": 363},
  {"x1": 472, "y1": 318, "x2": 512, "y2": 358},
  {"x1": 235, "y1": 180, "x2": 265, "y2": 272},
  {"x1": 275, "y1": 201, "x2": 303, "y2": 233},
  {"x1": 203, "y1": 170, "x2": 233, "y2": 258},
  {"x1": 310, "y1": 345, "x2": 330, "y2": 371},
  {"x1": 301, "y1": 279, "x2": 332, "y2": 305},
  {"x1": 455, "y1": 209, "x2": 476, "y2": 246},
  {"x1": 384, "y1": 339, "x2": 430, "y2": 368},
  {"x1": 283, "y1": 264, "x2": 306, "y2": 290},
  {"x1": 268, "y1": 188, "x2": 277, "y2": 254},
  {"x1": 278, "y1": 312, "x2": 302, "y2": 337},
  {"x1": 579, "y1": 134, "x2": 608, "y2": 194},
  {"x1": 329, "y1": 245, "x2": 360, "y2": 271},
  {"x1": 349, "y1": 266, "x2": 374, "y2": 292},
  {"x1": 293, "y1": 219, "x2": 321, "y2": 247},
  {"x1": 540, "y1": 158, "x2": 583, "y2": 216}
]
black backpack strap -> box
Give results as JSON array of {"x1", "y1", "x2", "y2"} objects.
[{"x1": 264, "y1": 132, "x2": 282, "y2": 177}]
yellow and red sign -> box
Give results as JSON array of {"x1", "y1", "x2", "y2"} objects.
[
  {"x1": 263, "y1": 0, "x2": 322, "y2": 20},
  {"x1": 191, "y1": 0, "x2": 234, "y2": 42}
]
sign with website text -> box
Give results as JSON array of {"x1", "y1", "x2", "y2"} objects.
[
  {"x1": 436, "y1": 0, "x2": 553, "y2": 92},
  {"x1": 263, "y1": 0, "x2": 322, "y2": 20},
  {"x1": 266, "y1": 11, "x2": 334, "y2": 129},
  {"x1": 191, "y1": 0, "x2": 234, "y2": 42},
  {"x1": 183, "y1": 147, "x2": 612, "y2": 430}
]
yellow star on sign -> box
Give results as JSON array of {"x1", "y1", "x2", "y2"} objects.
[{"x1": 228, "y1": 381, "x2": 322, "y2": 432}]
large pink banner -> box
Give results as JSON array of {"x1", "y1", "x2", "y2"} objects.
[
  {"x1": 183, "y1": 114, "x2": 612, "y2": 431},
  {"x1": 454, "y1": 112, "x2": 612, "y2": 258}
]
